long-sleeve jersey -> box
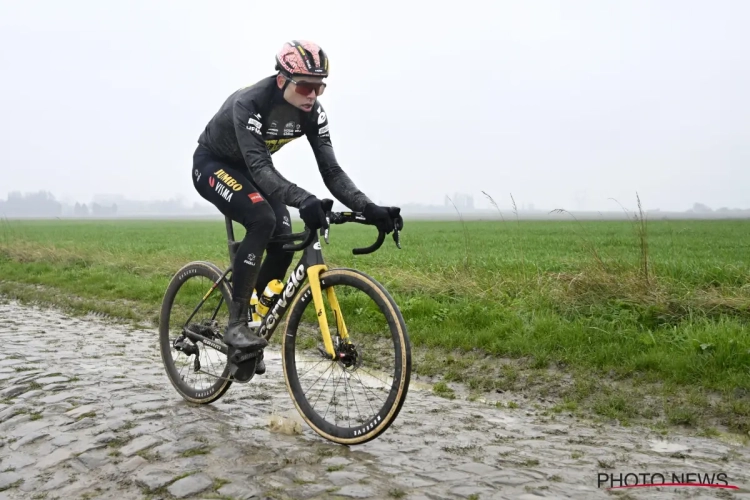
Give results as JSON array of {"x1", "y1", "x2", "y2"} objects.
[{"x1": 197, "y1": 75, "x2": 372, "y2": 211}]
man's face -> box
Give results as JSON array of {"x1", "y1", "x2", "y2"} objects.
[{"x1": 277, "y1": 74, "x2": 327, "y2": 112}]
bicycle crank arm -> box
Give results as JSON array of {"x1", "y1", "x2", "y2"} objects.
[{"x1": 182, "y1": 327, "x2": 229, "y2": 355}]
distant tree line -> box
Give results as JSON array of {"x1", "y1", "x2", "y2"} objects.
[
  {"x1": 0, "y1": 191, "x2": 118, "y2": 217},
  {"x1": 0, "y1": 190, "x2": 213, "y2": 217},
  {"x1": 0, "y1": 191, "x2": 63, "y2": 217},
  {"x1": 72, "y1": 202, "x2": 118, "y2": 216}
]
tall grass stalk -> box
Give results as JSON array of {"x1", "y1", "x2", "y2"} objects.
[
  {"x1": 482, "y1": 191, "x2": 516, "y2": 269},
  {"x1": 445, "y1": 195, "x2": 471, "y2": 269},
  {"x1": 635, "y1": 193, "x2": 650, "y2": 285},
  {"x1": 609, "y1": 194, "x2": 651, "y2": 286},
  {"x1": 509, "y1": 193, "x2": 527, "y2": 283}
]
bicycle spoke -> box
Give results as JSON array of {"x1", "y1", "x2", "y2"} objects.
[
  {"x1": 325, "y1": 363, "x2": 347, "y2": 424},
  {"x1": 309, "y1": 363, "x2": 336, "y2": 413},
  {"x1": 297, "y1": 358, "x2": 328, "y2": 381},
  {"x1": 350, "y1": 370, "x2": 379, "y2": 416},
  {"x1": 357, "y1": 366, "x2": 393, "y2": 390},
  {"x1": 345, "y1": 372, "x2": 352, "y2": 426},
  {"x1": 342, "y1": 369, "x2": 364, "y2": 426},
  {"x1": 302, "y1": 361, "x2": 334, "y2": 399}
]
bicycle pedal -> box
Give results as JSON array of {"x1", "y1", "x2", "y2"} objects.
[
  {"x1": 228, "y1": 347, "x2": 259, "y2": 383},
  {"x1": 227, "y1": 346, "x2": 260, "y2": 365}
]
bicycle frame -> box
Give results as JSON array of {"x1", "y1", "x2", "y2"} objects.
[{"x1": 223, "y1": 216, "x2": 348, "y2": 359}]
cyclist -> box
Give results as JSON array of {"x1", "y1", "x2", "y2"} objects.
[{"x1": 191, "y1": 40, "x2": 403, "y2": 374}]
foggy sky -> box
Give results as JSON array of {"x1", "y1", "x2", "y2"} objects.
[{"x1": 1, "y1": 0, "x2": 748, "y2": 212}]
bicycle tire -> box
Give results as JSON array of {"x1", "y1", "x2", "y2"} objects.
[
  {"x1": 281, "y1": 268, "x2": 411, "y2": 445},
  {"x1": 159, "y1": 260, "x2": 233, "y2": 404}
]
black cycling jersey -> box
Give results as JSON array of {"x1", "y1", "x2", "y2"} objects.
[{"x1": 197, "y1": 75, "x2": 372, "y2": 212}]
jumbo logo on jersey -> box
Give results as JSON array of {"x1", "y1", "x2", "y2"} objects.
[{"x1": 213, "y1": 169, "x2": 243, "y2": 191}]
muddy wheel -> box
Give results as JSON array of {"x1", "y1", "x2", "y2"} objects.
[
  {"x1": 281, "y1": 268, "x2": 411, "y2": 445},
  {"x1": 159, "y1": 261, "x2": 233, "y2": 404}
]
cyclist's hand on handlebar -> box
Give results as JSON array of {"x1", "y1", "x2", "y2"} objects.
[
  {"x1": 364, "y1": 203, "x2": 404, "y2": 234},
  {"x1": 299, "y1": 196, "x2": 333, "y2": 232}
]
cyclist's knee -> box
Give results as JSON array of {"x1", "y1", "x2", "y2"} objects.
[
  {"x1": 240, "y1": 201, "x2": 276, "y2": 240},
  {"x1": 257, "y1": 203, "x2": 277, "y2": 237}
]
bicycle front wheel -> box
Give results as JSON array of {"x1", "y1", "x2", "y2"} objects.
[{"x1": 281, "y1": 268, "x2": 411, "y2": 445}]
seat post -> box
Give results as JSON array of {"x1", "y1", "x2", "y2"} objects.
[
  {"x1": 225, "y1": 216, "x2": 237, "y2": 265},
  {"x1": 225, "y1": 216, "x2": 235, "y2": 243}
]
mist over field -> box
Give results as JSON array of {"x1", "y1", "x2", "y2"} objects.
[
  {"x1": 1, "y1": 1, "x2": 749, "y2": 217},
  {"x1": 1, "y1": 191, "x2": 748, "y2": 221}
]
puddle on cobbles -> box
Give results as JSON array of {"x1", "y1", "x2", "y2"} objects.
[{"x1": 0, "y1": 300, "x2": 748, "y2": 499}]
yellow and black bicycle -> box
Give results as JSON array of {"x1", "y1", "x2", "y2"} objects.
[{"x1": 158, "y1": 200, "x2": 411, "y2": 445}]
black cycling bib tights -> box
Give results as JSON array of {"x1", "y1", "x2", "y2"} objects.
[
  {"x1": 192, "y1": 75, "x2": 373, "y2": 303},
  {"x1": 192, "y1": 147, "x2": 292, "y2": 300}
]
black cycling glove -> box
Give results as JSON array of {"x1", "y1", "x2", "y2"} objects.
[
  {"x1": 299, "y1": 196, "x2": 329, "y2": 232},
  {"x1": 363, "y1": 203, "x2": 404, "y2": 234}
]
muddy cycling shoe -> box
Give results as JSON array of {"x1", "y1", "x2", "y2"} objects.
[{"x1": 224, "y1": 299, "x2": 268, "y2": 351}]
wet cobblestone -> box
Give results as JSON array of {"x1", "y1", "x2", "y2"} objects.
[{"x1": 0, "y1": 300, "x2": 748, "y2": 499}]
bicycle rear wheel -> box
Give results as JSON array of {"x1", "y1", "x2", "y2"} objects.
[
  {"x1": 281, "y1": 268, "x2": 411, "y2": 445},
  {"x1": 159, "y1": 261, "x2": 233, "y2": 404}
]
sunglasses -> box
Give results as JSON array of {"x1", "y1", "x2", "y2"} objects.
[{"x1": 287, "y1": 76, "x2": 326, "y2": 96}]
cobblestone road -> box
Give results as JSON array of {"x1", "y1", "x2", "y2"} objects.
[{"x1": 0, "y1": 300, "x2": 748, "y2": 500}]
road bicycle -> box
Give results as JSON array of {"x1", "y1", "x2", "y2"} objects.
[{"x1": 158, "y1": 200, "x2": 411, "y2": 445}]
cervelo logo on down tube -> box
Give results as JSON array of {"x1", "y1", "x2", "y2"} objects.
[{"x1": 598, "y1": 471, "x2": 739, "y2": 490}]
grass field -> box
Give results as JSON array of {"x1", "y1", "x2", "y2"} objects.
[{"x1": 1, "y1": 215, "x2": 749, "y2": 438}]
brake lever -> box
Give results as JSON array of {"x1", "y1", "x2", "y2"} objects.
[
  {"x1": 389, "y1": 209, "x2": 402, "y2": 250},
  {"x1": 320, "y1": 199, "x2": 334, "y2": 245},
  {"x1": 323, "y1": 213, "x2": 331, "y2": 244}
]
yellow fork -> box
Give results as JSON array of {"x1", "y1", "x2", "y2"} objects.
[
  {"x1": 326, "y1": 282, "x2": 349, "y2": 342},
  {"x1": 307, "y1": 265, "x2": 350, "y2": 359}
]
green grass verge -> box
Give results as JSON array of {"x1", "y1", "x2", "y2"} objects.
[{"x1": 0, "y1": 216, "x2": 749, "y2": 437}]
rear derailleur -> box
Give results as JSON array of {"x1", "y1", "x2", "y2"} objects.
[{"x1": 173, "y1": 320, "x2": 222, "y2": 372}]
